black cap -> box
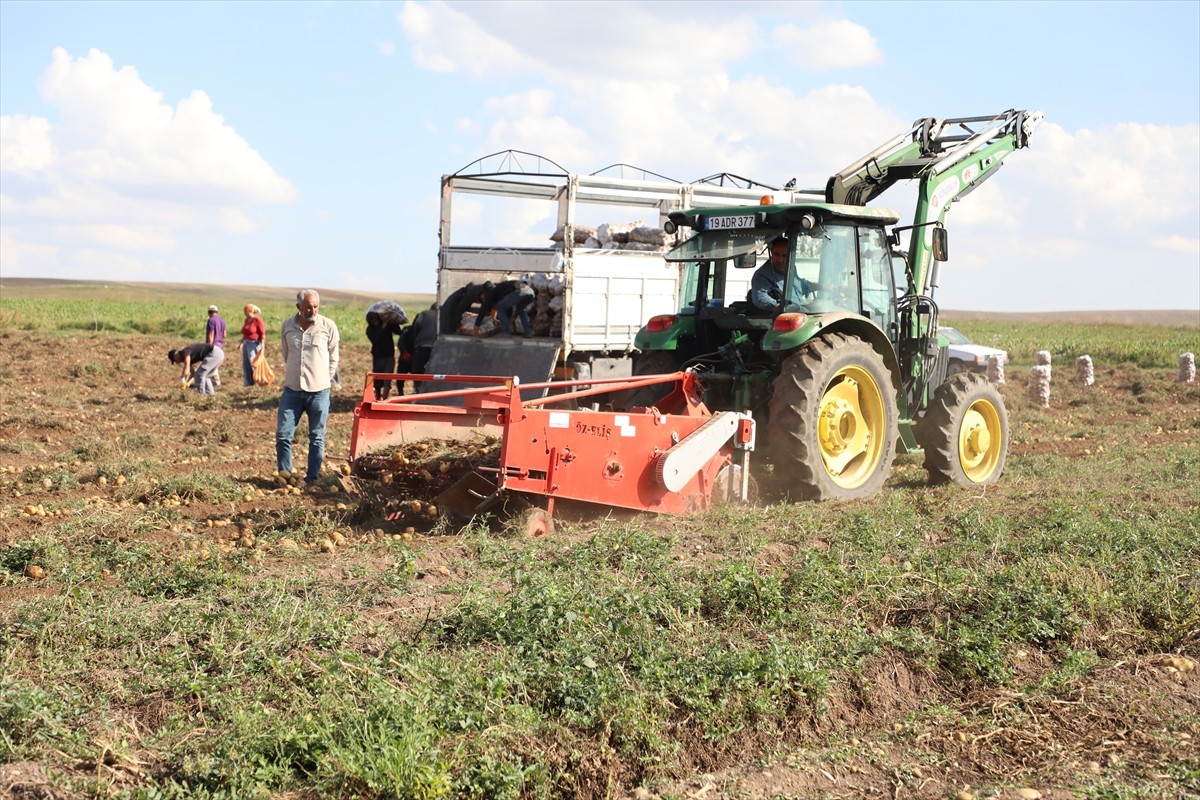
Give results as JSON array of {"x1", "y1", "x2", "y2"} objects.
[{"x1": 168, "y1": 349, "x2": 178, "y2": 363}]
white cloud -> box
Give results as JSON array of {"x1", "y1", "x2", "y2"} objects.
[
  {"x1": 0, "y1": 115, "x2": 55, "y2": 175},
  {"x1": 71, "y1": 246, "x2": 154, "y2": 275},
  {"x1": 396, "y1": 2, "x2": 899, "y2": 182},
  {"x1": 397, "y1": 2, "x2": 908, "y2": 183},
  {"x1": 36, "y1": 48, "x2": 295, "y2": 204},
  {"x1": 1151, "y1": 234, "x2": 1200, "y2": 255},
  {"x1": 0, "y1": 47, "x2": 296, "y2": 280},
  {"x1": 396, "y1": 2, "x2": 1197, "y2": 310},
  {"x1": 1010, "y1": 121, "x2": 1199, "y2": 237},
  {"x1": 216, "y1": 208, "x2": 259, "y2": 235},
  {"x1": 59, "y1": 223, "x2": 176, "y2": 251},
  {"x1": 932, "y1": 120, "x2": 1200, "y2": 310},
  {"x1": 401, "y1": 1, "x2": 758, "y2": 83},
  {"x1": 773, "y1": 19, "x2": 884, "y2": 71},
  {"x1": 375, "y1": 40, "x2": 396, "y2": 57},
  {"x1": 483, "y1": 90, "x2": 595, "y2": 167},
  {"x1": 0, "y1": 232, "x2": 58, "y2": 273},
  {"x1": 334, "y1": 269, "x2": 392, "y2": 291},
  {"x1": 398, "y1": 0, "x2": 533, "y2": 77},
  {"x1": 397, "y1": 1, "x2": 434, "y2": 39}
]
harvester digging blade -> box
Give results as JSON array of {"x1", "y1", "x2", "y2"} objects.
[
  {"x1": 435, "y1": 471, "x2": 503, "y2": 520},
  {"x1": 335, "y1": 474, "x2": 361, "y2": 495}
]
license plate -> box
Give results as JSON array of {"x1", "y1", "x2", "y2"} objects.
[{"x1": 703, "y1": 214, "x2": 755, "y2": 230}]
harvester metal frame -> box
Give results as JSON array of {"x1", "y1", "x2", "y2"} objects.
[{"x1": 349, "y1": 371, "x2": 756, "y2": 524}]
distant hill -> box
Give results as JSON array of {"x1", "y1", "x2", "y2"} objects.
[
  {"x1": 0, "y1": 277, "x2": 435, "y2": 309},
  {"x1": 939, "y1": 308, "x2": 1197, "y2": 327},
  {"x1": 0, "y1": 277, "x2": 1194, "y2": 327}
]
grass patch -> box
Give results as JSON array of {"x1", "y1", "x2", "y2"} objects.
[{"x1": 0, "y1": 318, "x2": 1196, "y2": 799}]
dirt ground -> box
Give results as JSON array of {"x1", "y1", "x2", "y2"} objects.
[{"x1": 1, "y1": 331, "x2": 1197, "y2": 800}]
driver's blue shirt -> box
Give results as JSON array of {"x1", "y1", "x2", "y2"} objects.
[{"x1": 750, "y1": 262, "x2": 816, "y2": 311}]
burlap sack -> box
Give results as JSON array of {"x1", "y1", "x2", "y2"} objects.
[{"x1": 252, "y1": 350, "x2": 275, "y2": 386}]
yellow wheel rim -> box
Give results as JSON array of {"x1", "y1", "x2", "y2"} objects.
[
  {"x1": 817, "y1": 366, "x2": 886, "y2": 489},
  {"x1": 958, "y1": 398, "x2": 1003, "y2": 482}
]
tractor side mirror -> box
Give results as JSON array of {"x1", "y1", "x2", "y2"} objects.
[{"x1": 932, "y1": 227, "x2": 949, "y2": 262}]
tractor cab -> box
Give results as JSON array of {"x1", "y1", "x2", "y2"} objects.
[{"x1": 644, "y1": 203, "x2": 903, "y2": 369}]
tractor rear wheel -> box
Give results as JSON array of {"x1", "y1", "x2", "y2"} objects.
[
  {"x1": 916, "y1": 373, "x2": 1009, "y2": 485},
  {"x1": 766, "y1": 333, "x2": 898, "y2": 501}
]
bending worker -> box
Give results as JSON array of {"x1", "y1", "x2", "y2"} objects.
[{"x1": 475, "y1": 274, "x2": 535, "y2": 337}]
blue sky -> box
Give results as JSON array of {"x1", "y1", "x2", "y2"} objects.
[{"x1": 1, "y1": 0, "x2": 1198, "y2": 312}]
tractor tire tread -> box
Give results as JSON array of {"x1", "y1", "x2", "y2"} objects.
[
  {"x1": 916, "y1": 372, "x2": 1009, "y2": 486},
  {"x1": 766, "y1": 332, "x2": 898, "y2": 501}
]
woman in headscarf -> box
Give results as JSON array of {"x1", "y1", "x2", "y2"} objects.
[{"x1": 239, "y1": 304, "x2": 266, "y2": 386}]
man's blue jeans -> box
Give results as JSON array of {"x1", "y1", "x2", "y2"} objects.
[{"x1": 276, "y1": 387, "x2": 330, "y2": 482}]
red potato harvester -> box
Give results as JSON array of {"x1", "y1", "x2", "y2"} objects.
[{"x1": 348, "y1": 371, "x2": 756, "y2": 533}]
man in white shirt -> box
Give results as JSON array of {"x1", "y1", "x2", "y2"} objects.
[{"x1": 277, "y1": 289, "x2": 341, "y2": 483}]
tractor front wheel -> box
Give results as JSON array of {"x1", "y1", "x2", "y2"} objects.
[
  {"x1": 916, "y1": 372, "x2": 1009, "y2": 485},
  {"x1": 766, "y1": 333, "x2": 898, "y2": 501}
]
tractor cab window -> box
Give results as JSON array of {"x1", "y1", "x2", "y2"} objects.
[
  {"x1": 665, "y1": 230, "x2": 768, "y2": 263},
  {"x1": 803, "y1": 224, "x2": 858, "y2": 314},
  {"x1": 668, "y1": 230, "x2": 771, "y2": 311},
  {"x1": 858, "y1": 227, "x2": 896, "y2": 330}
]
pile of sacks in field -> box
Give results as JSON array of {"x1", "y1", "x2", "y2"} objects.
[{"x1": 550, "y1": 221, "x2": 674, "y2": 251}]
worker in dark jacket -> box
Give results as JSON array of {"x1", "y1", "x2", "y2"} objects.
[
  {"x1": 396, "y1": 303, "x2": 438, "y2": 395},
  {"x1": 366, "y1": 311, "x2": 406, "y2": 400},
  {"x1": 407, "y1": 304, "x2": 437, "y2": 375},
  {"x1": 475, "y1": 274, "x2": 536, "y2": 337},
  {"x1": 440, "y1": 281, "x2": 493, "y2": 334}
]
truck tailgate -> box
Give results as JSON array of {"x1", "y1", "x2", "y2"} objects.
[{"x1": 421, "y1": 336, "x2": 561, "y2": 405}]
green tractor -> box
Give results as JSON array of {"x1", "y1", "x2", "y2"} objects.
[{"x1": 626, "y1": 110, "x2": 1042, "y2": 501}]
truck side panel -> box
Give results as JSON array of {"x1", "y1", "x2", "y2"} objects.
[{"x1": 569, "y1": 252, "x2": 679, "y2": 351}]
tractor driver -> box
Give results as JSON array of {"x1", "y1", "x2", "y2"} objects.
[{"x1": 750, "y1": 237, "x2": 821, "y2": 314}]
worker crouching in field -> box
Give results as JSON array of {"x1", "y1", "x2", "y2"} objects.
[{"x1": 168, "y1": 343, "x2": 225, "y2": 395}]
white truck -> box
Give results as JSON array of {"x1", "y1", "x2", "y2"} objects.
[{"x1": 426, "y1": 150, "x2": 816, "y2": 391}]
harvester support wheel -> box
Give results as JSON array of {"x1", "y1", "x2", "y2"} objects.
[
  {"x1": 615, "y1": 350, "x2": 682, "y2": 411},
  {"x1": 916, "y1": 372, "x2": 1009, "y2": 486},
  {"x1": 712, "y1": 462, "x2": 759, "y2": 506},
  {"x1": 766, "y1": 333, "x2": 898, "y2": 501},
  {"x1": 515, "y1": 507, "x2": 554, "y2": 538}
]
